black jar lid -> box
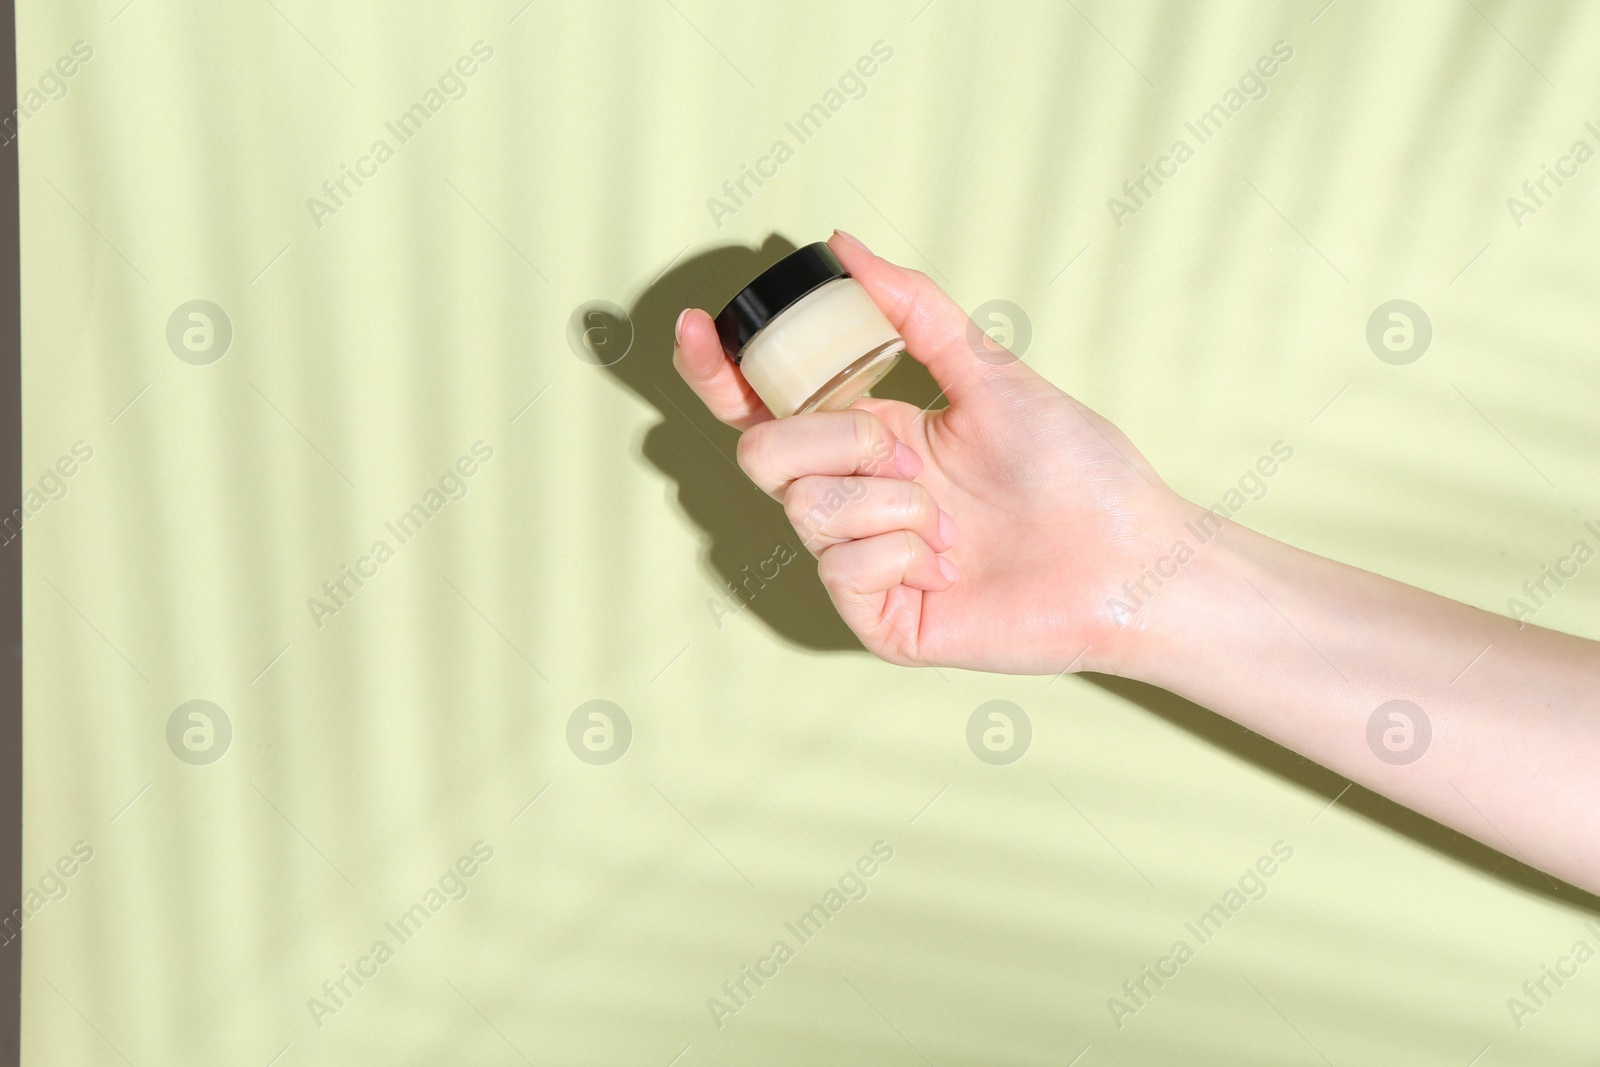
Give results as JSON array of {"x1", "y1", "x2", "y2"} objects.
[{"x1": 714, "y1": 242, "x2": 849, "y2": 363}]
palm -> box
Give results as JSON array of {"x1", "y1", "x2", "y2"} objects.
[{"x1": 856, "y1": 369, "x2": 1185, "y2": 673}]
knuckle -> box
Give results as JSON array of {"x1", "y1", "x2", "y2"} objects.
[
  {"x1": 847, "y1": 409, "x2": 887, "y2": 470},
  {"x1": 896, "y1": 529, "x2": 922, "y2": 569},
  {"x1": 900, "y1": 482, "x2": 935, "y2": 527},
  {"x1": 816, "y1": 548, "x2": 852, "y2": 592},
  {"x1": 903, "y1": 271, "x2": 949, "y2": 335},
  {"x1": 905, "y1": 269, "x2": 939, "y2": 310},
  {"x1": 783, "y1": 479, "x2": 823, "y2": 531}
]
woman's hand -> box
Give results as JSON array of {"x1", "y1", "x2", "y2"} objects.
[
  {"x1": 673, "y1": 231, "x2": 1197, "y2": 675},
  {"x1": 676, "y1": 231, "x2": 1600, "y2": 896}
]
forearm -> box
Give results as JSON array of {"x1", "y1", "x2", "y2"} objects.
[{"x1": 1116, "y1": 512, "x2": 1600, "y2": 895}]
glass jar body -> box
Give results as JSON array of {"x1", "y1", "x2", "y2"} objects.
[{"x1": 737, "y1": 277, "x2": 905, "y2": 419}]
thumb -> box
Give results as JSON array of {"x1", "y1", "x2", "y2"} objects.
[{"x1": 827, "y1": 231, "x2": 1007, "y2": 407}]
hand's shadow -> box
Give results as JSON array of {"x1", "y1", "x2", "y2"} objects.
[{"x1": 602, "y1": 235, "x2": 939, "y2": 650}]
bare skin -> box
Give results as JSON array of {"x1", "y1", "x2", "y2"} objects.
[{"x1": 673, "y1": 230, "x2": 1600, "y2": 897}]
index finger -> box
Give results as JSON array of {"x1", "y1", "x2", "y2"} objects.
[{"x1": 671, "y1": 307, "x2": 773, "y2": 431}]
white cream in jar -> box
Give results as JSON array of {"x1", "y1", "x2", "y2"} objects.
[{"x1": 715, "y1": 243, "x2": 904, "y2": 419}]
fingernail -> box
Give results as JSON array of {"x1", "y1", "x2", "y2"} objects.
[
  {"x1": 893, "y1": 441, "x2": 922, "y2": 479},
  {"x1": 937, "y1": 555, "x2": 959, "y2": 583},
  {"x1": 834, "y1": 229, "x2": 870, "y2": 254},
  {"x1": 674, "y1": 308, "x2": 689, "y2": 345},
  {"x1": 938, "y1": 510, "x2": 958, "y2": 548}
]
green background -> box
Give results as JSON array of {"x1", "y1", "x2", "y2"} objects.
[{"x1": 18, "y1": 0, "x2": 1600, "y2": 1063}]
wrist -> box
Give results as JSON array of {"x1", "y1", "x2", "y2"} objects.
[{"x1": 1085, "y1": 498, "x2": 1273, "y2": 685}]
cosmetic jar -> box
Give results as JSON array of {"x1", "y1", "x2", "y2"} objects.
[{"x1": 714, "y1": 243, "x2": 905, "y2": 419}]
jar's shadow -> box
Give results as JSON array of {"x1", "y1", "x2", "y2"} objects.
[{"x1": 602, "y1": 235, "x2": 942, "y2": 651}]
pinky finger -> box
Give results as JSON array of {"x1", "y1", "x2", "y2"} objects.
[
  {"x1": 817, "y1": 532, "x2": 956, "y2": 659},
  {"x1": 816, "y1": 530, "x2": 956, "y2": 648},
  {"x1": 818, "y1": 530, "x2": 955, "y2": 598}
]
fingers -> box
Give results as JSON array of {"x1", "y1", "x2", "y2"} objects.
[
  {"x1": 737, "y1": 408, "x2": 921, "y2": 498},
  {"x1": 818, "y1": 531, "x2": 958, "y2": 628},
  {"x1": 827, "y1": 230, "x2": 1006, "y2": 406},
  {"x1": 817, "y1": 531, "x2": 957, "y2": 661},
  {"x1": 785, "y1": 474, "x2": 955, "y2": 555},
  {"x1": 672, "y1": 307, "x2": 772, "y2": 430}
]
